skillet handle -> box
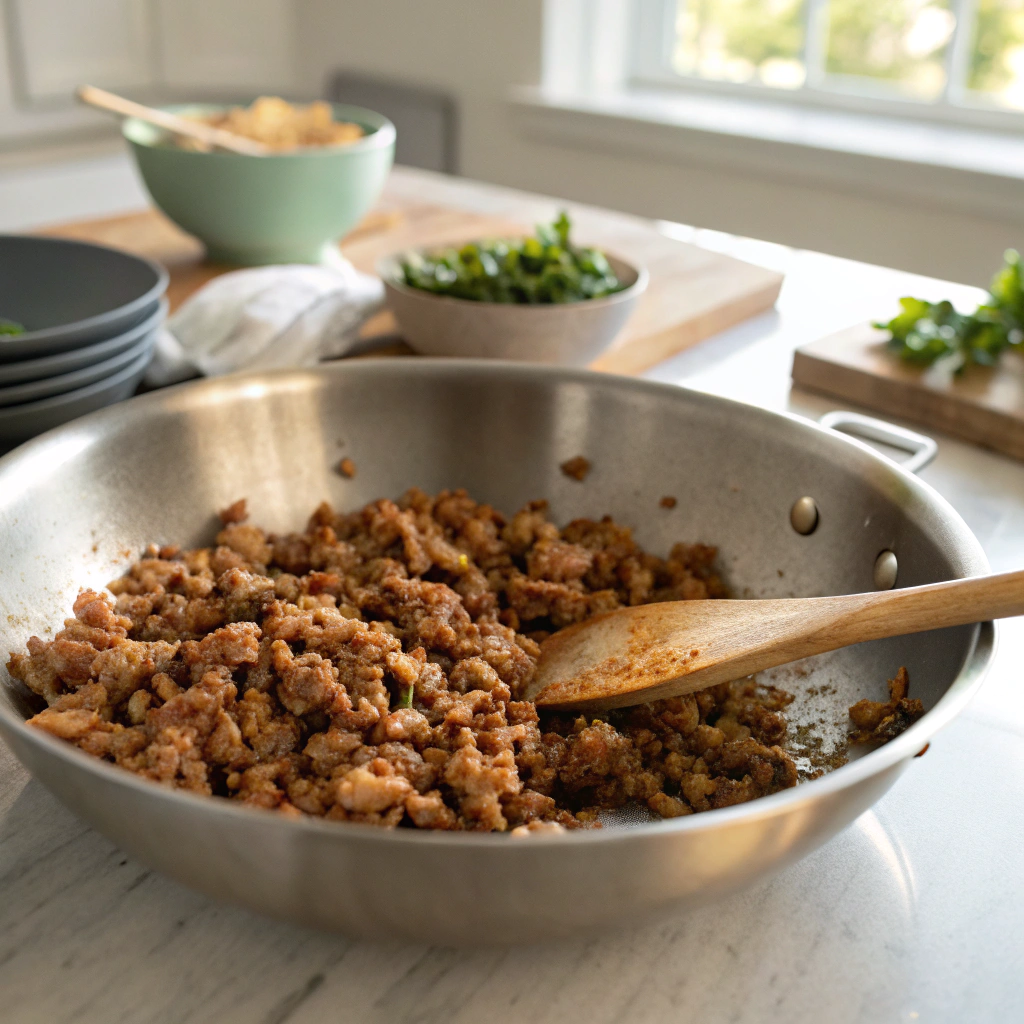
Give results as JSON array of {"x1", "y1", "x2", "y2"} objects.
[{"x1": 819, "y1": 411, "x2": 937, "y2": 475}]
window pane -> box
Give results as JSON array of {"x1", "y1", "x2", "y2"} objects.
[
  {"x1": 824, "y1": 0, "x2": 956, "y2": 100},
  {"x1": 672, "y1": 0, "x2": 808, "y2": 89},
  {"x1": 966, "y1": 0, "x2": 1024, "y2": 108}
]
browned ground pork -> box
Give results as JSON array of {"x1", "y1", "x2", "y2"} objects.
[
  {"x1": 559, "y1": 456, "x2": 591, "y2": 482},
  {"x1": 6, "y1": 489, "x2": 913, "y2": 833},
  {"x1": 847, "y1": 667, "x2": 923, "y2": 746}
]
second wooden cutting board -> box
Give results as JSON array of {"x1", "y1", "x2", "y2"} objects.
[{"x1": 792, "y1": 322, "x2": 1024, "y2": 462}]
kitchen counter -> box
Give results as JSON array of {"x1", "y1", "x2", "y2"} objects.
[{"x1": 1, "y1": 167, "x2": 1022, "y2": 1024}]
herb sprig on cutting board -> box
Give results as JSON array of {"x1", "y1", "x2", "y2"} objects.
[{"x1": 878, "y1": 249, "x2": 1024, "y2": 372}]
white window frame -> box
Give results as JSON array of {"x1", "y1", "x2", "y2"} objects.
[{"x1": 625, "y1": 0, "x2": 1024, "y2": 135}]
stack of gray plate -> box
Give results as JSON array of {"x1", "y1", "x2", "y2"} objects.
[{"x1": 0, "y1": 236, "x2": 168, "y2": 449}]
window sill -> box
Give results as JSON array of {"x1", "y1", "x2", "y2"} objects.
[{"x1": 509, "y1": 86, "x2": 1024, "y2": 224}]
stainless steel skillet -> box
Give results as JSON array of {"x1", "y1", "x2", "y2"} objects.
[{"x1": 0, "y1": 360, "x2": 992, "y2": 942}]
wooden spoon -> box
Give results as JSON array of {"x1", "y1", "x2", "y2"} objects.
[
  {"x1": 525, "y1": 570, "x2": 1024, "y2": 711},
  {"x1": 76, "y1": 85, "x2": 270, "y2": 156}
]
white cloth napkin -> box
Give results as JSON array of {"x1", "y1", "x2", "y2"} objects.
[{"x1": 144, "y1": 252, "x2": 385, "y2": 388}]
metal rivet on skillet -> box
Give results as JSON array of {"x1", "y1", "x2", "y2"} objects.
[
  {"x1": 874, "y1": 550, "x2": 898, "y2": 590},
  {"x1": 790, "y1": 496, "x2": 818, "y2": 535}
]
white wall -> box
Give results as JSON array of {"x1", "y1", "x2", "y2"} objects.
[
  {"x1": 295, "y1": 0, "x2": 546, "y2": 191},
  {"x1": 294, "y1": 0, "x2": 1017, "y2": 287},
  {"x1": 0, "y1": 0, "x2": 1015, "y2": 285}
]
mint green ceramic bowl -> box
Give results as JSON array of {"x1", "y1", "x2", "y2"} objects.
[{"x1": 123, "y1": 104, "x2": 396, "y2": 265}]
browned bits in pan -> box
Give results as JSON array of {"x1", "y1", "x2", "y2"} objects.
[
  {"x1": 847, "y1": 667, "x2": 924, "y2": 746},
  {"x1": 660, "y1": 496, "x2": 677, "y2": 509},
  {"x1": 218, "y1": 498, "x2": 248, "y2": 524},
  {"x1": 336, "y1": 457, "x2": 357, "y2": 479},
  {"x1": 560, "y1": 456, "x2": 591, "y2": 481}
]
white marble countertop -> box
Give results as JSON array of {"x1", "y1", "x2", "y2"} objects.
[{"x1": 2, "y1": 166, "x2": 1023, "y2": 1023}]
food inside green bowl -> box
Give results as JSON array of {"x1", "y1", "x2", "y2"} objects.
[
  {"x1": 0, "y1": 319, "x2": 24, "y2": 336},
  {"x1": 399, "y1": 212, "x2": 623, "y2": 304}
]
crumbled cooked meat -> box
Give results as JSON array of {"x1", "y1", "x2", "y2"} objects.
[
  {"x1": 7, "y1": 488, "x2": 914, "y2": 834},
  {"x1": 559, "y1": 456, "x2": 591, "y2": 481},
  {"x1": 510, "y1": 820, "x2": 566, "y2": 836},
  {"x1": 847, "y1": 667, "x2": 924, "y2": 746},
  {"x1": 660, "y1": 496, "x2": 677, "y2": 509},
  {"x1": 337, "y1": 457, "x2": 356, "y2": 479},
  {"x1": 218, "y1": 499, "x2": 248, "y2": 525}
]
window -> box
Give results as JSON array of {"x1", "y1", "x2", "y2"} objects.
[{"x1": 631, "y1": 0, "x2": 1024, "y2": 128}]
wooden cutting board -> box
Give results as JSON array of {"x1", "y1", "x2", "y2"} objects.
[
  {"x1": 792, "y1": 322, "x2": 1024, "y2": 461},
  {"x1": 38, "y1": 188, "x2": 783, "y2": 376}
]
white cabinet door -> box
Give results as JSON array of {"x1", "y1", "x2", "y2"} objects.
[{"x1": 10, "y1": 0, "x2": 156, "y2": 101}]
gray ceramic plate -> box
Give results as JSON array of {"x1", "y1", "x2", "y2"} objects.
[
  {"x1": 0, "y1": 236, "x2": 168, "y2": 363},
  {"x1": 0, "y1": 331, "x2": 157, "y2": 408},
  {"x1": 0, "y1": 299, "x2": 167, "y2": 386},
  {"x1": 0, "y1": 346, "x2": 153, "y2": 448}
]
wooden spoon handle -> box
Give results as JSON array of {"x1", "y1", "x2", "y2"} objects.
[
  {"x1": 703, "y1": 569, "x2": 1024, "y2": 680},
  {"x1": 530, "y1": 569, "x2": 1023, "y2": 710},
  {"x1": 76, "y1": 85, "x2": 269, "y2": 156},
  {"x1": 819, "y1": 568, "x2": 1024, "y2": 647}
]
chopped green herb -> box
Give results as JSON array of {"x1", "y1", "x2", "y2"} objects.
[
  {"x1": 0, "y1": 319, "x2": 24, "y2": 336},
  {"x1": 398, "y1": 212, "x2": 623, "y2": 304},
  {"x1": 397, "y1": 685, "x2": 414, "y2": 709},
  {"x1": 878, "y1": 250, "x2": 1024, "y2": 372}
]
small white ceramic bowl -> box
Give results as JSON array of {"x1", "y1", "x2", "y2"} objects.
[{"x1": 378, "y1": 251, "x2": 647, "y2": 366}]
